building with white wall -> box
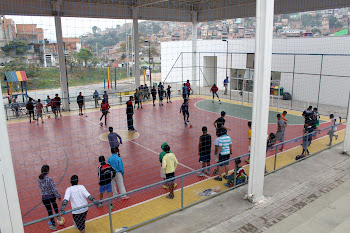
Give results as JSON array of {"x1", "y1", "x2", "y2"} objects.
[{"x1": 161, "y1": 37, "x2": 350, "y2": 107}]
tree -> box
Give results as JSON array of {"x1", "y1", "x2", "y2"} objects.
[
  {"x1": 311, "y1": 28, "x2": 322, "y2": 35},
  {"x1": 152, "y1": 24, "x2": 162, "y2": 34},
  {"x1": 92, "y1": 26, "x2": 98, "y2": 34},
  {"x1": 76, "y1": 48, "x2": 93, "y2": 66},
  {"x1": 1, "y1": 39, "x2": 29, "y2": 55},
  {"x1": 301, "y1": 14, "x2": 313, "y2": 27},
  {"x1": 121, "y1": 54, "x2": 126, "y2": 60},
  {"x1": 329, "y1": 16, "x2": 343, "y2": 28}
]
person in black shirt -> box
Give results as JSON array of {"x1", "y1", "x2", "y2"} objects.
[
  {"x1": 98, "y1": 156, "x2": 116, "y2": 206},
  {"x1": 214, "y1": 111, "x2": 230, "y2": 131},
  {"x1": 151, "y1": 86, "x2": 157, "y2": 106},
  {"x1": 126, "y1": 96, "x2": 136, "y2": 131},
  {"x1": 179, "y1": 99, "x2": 190, "y2": 126},
  {"x1": 166, "y1": 85, "x2": 172, "y2": 103},
  {"x1": 198, "y1": 126, "x2": 212, "y2": 176},
  {"x1": 77, "y1": 92, "x2": 84, "y2": 115},
  {"x1": 26, "y1": 97, "x2": 35, "y2": 123},
  {"x1": 54, "y1": 94, "x2": 62, "y2": 118},
  {"x1": 159, "y1": 86, "x2": 165, "y2": 106}
]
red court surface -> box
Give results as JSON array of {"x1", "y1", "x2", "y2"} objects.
[{"x1": 6, "y1": 97, "x2": 342, "y2": 232}]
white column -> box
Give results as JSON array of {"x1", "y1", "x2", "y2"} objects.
[
  {"x1": 343, "y1": 92, "x2": 350, "y2": 155},
  {"x1": 0, "y1": 86, "x2": 24, "y2": 232},
  {"x1": 55, "y1": 16, "x2": 69, "y2": 111},
  {"x1": 246, "y1": 0, "x2": 275, "y2": 203},
  {"x1": 133, "y1": 7, "x2": 140, "y2": 88},
  {"x1": 191, "y1": 11, "x2": 198, "y2": 90}
]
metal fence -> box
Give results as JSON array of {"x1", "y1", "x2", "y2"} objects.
[{"x1": 22, "y1": 122, "x2": 345, "y2": 233}]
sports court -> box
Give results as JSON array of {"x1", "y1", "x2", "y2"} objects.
[{"x1": 7, "y1": 94, "x2": 343, "y2": 232}]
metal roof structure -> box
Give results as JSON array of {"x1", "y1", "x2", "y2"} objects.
[{"x1": 2, "y1": 0, "x2": 350, "y2": 22}]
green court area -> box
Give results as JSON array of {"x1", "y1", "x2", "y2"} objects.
[{"x1": 195, "y1": 100, "x2": 324, "y2": 125}]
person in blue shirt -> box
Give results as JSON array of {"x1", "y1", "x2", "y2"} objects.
[
  {"x1": 182, "y1": 83, "x2": 188, "y2": 100},
  {"x1": 224, "y1": 77, "x2": 229, "y2": 95},
  {"x1": 107, "y1": 148, "x2": 129, "y2": 199},
  {"x1": 93, "y1": 90, "x2": 99, "y2": 108}
]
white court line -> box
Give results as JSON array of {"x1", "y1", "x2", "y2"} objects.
[{"x1": 81, "y1": 113, "x2": 195, "y2": 171}]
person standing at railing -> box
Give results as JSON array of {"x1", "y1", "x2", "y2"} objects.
[
  {"x1": 276, "y1": 113, "x2": 287, "y2": 151},
  {"x1": 162, "y1": 144, "x2": 178, "y2": 199},
  {"x1": 223, "y1": 77, "x2": 229, "y2": 95},
  {"x1": 245, "y1": 121, "x2": 252, "y2": 164},
  {"x1": 59, "y1": 175, "x2": 101, "y2": 233},
  {"x1": 214, "y1": 128, "x2": 232, "y2": 181},
  {"x1": 327, "y1": 114, "x2": 342, "y2": 146},
  {"x1": 54, "y1": 94, "x2": 62, "y2": 118},
  {"x1": 38, "y1": 165, "x2": 61, "y2": 231},
  {"x1": 198, "y1": 126, "x2": 212, "y2": 176},
  {"x1": 77, "y1": 92, "x2": 84, "y2": 116},
  {"x1": 98, "y1": 155, "x2": 116, "y2": 209},
  {"x1": 108, "y1": 147, "x2": 129, "y2": 199},
  {"x1": 93, "y1": 90, "x2": 99, "y2": 108}
]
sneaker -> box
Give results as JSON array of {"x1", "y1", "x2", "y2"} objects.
[
  {"x1": 335, "y1": 135, "x2": 338, "y2": 140},
  {"x1": 121, "y1": 196, "x2": 129, "y2": 200},
  {"x1": 162, "y1": 185, "x2": 168, "y2": 189},
  {"x1": 185, "y1": 122, "x2": 188, "y2": 126},
  {"x1": 197, "y1": 172, "x2": 205, "y2": 177},
  {"x1": 214, "y1": 176, "x2": 222, "y2": 181},
  {"x1": 110, "y1": 203, "x2": 114, "y2": 209},
  {"x1": 280, "y1": 148, "x2": 284, "y2": 151},
  {"x1": 223, "y1": 175, "x2": 228, "y2": 180},
  {"x1": 219, "y1": 101, "x2": 222, "y2": 104},
  {"x1": 153, "y1": 104, "x2": 155, "y2": 106},
  {"x1": 42, "y1": 121, "x2": 44, "y2": 124},
  {"x1": 49, "y1": 225, "x2": 57, "y2": 230},
  {"x1": 141, "y1": 107, "x2": 143, "y2": 109},
  {"x1": 212, "y1": 100, "x2": 214, "y2": 103},
  {"x1": 166, "y1": 195, "x2": 174, "y2": 199},
  {"x1": 245, "y1": 159, "x2": 250, "y2": 164},
  {"x1": 212, "y1": 170, "x2": 219, "y2": 175}
]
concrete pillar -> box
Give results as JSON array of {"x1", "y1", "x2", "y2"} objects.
[
  {"x1": 54, "y1": 16, "x2": 69, "y2": 111},
  {"x1": 0, "y1": 85, "x2": 24, "y2": 233},
  {"x1": 246, "y1": 0, "x2": 275, "y2": 203},
  {"x1": 343, "y1": 92, "x2": 350, "y2": 155},
  {"x1": 191, "y1": 11, "x2": 198, "y2": 89},
  {"x1": 133, "y1": 8, "x2": 140, "y2": 88}
]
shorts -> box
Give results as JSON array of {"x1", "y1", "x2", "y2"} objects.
[
  {"x1": 135, "y1": 100, "x2": 140, "y2": 104},
  {"x1": 102, "y1": 110, "x2": 108, "y2": 115},
  {"x1": 56, "y1": 106, "x2": 61, "y2": 110},
  {"x1": 160, "y1": 96, "x2": 163, "y2": 101},
  {"x1": 152, "y1": 96, "x2": 156, "y2": 100},
  {"x1": 212, "y1": 92, "x2": 218, "y2": 98},
  {"x1": 276, "y1": 131, "x2": 285, "y2": 142},
  {"x1": 182, "y1": 110, "x2": 189, "y2": 116},
  {"x1": 78, "y1": 103, "x2": 83, "y2": 109},
  {"x1": 183, "y1": 94, "x2": 187, "y2": 99},
  {"x1": 218, "y1": 153, "x2": 230, "y2": 167},
  {"x1": 199, "y1": 152, "x2": 211, "y2": 163},
  {"x1": 165, "y1": 172, "x2": 175, "y2": 181},
  {"x1": 36, "y1": 112, "x2": 42, "y2": 117},
  {"x1": 52, "y1": 107, "x2": 57, "y2": 111},
  {"x1": 99, "y1": 183, "x2": 112, "y2": 193},
  {"x1": 327, "y1": 128, "x2": 336, "y2": 136},
  {"x1": 72, "y1": 211, "x2": 88, "y2": 231},
  {"x1": 28, "y1": 110, "x2": 34, "y2": 114}
]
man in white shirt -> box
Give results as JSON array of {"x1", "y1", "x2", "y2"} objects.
[{"x1": 59, "y1": 175, "x2": 101, "y2": 233}]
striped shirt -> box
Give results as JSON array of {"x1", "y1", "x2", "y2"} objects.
[{"x1": 218, "y1": 134, "x2": 232, "y2": 155}]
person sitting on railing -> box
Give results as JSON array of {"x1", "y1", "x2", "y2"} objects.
[{"x1": 59, "y1": 175, "x2": 101, "y2": 233}]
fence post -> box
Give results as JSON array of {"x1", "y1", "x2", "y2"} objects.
[
  {"x1": 108, "y1": 199, "x2": 114, "y2": 233},
  {"x1": 291, "y1": 54, "x2": 295, "y2": 110},
  {"x1": 317, "y1": 55, "x2": 324, "y2": 110},
  {"x1": 273, "y1": 146, "x2": 278, "y2": 171},
  {"x1": 181, "y1": 176, "x2": 184, "y2": 210}
]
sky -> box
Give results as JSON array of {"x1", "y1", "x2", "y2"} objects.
[{"x1": 6, "y1": 15, "x2": 132, "y2": 42}]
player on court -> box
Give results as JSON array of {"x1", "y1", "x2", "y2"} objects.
[
  {"x1": 210, "y1": 84, "x2": 221, "y2": 104},
  {"x1": 179, "y1": 99, "x2": 190, "y2": 126},
  {"x1": 36, "y1": 99, "x2": 44, "y2": 125},
  {"x1": 151, "y1": 86, "x2": 157, "y2": 106},
  {"x1": 327, "y1": 114, "x2": 341, "y2": 146},
  {"x1": 214, "y1": 111, "x2": 230, "y2": 131},
  {"x1": 100, "y1": 99, "x2": 110, "y2": 126}
]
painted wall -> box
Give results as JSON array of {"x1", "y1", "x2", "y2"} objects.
[{"x1": 161, "y1": 37, "x2": 350, "y2": 107}]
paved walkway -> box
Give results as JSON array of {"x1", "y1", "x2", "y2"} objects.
[{"x1": 131, "y1": 143, "x2": 350, "y2": 233}]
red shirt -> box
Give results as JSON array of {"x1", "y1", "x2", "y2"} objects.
[
  {"x1": 185, "y1": 82, "x2": 191, "y2": 91},
  {"x1": 101, "y1": 103, "x2": 110, "y2": 111},
  {"x1": 50, "y1": 99, "x2": 56, "y2": 108},
  {"x1": 211, "y1": 86, "x2": 218, "y2": 93}
]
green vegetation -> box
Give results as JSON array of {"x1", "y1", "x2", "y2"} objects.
[
  {"x1": 1, "y1": 66, "x2": 128, "y2": 92},
  {"x1": 1, "y1": 39, "x2": 29, "y2": 55}
]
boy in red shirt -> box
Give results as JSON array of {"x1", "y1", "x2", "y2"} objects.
[
  {"x1": 210, "y1": 84, "x2": 221, "y2": 104},
  {"x1": 50, "y1": 97, "x2": 57, "y2": 119},
  {"x1": 100, "y1": 99, "x2": 110, "y2": 126}
]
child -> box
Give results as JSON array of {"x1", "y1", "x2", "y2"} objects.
[
  {"x1": 159, "y1": 142, "x2": 177, "y2": 189},
  {"x1": 77, "y1": 92, "x2": 84, "y2": 115},
  {"x1": 54, "y1": 94, "x2": 62, "y2": 118},
  {"x1": 179, "y1": 99, "x2": 190, "y2": 126},
  {"x1": 245, "y1": 121, "x2": 252, "y2": 163},
  {"x1": 93, "y1": 90, "x2": 99, "y2": 108},
  {"x1": 151, "y1": 86, "x2": 157, "y2": 106},
  {"x1": 214, "y1": 128, "x2": 232, "y2": 181},
  {"x1": 267, "y1": 133, "x2": 276, "y2": 151},
  {"x1": 214, "y1": 111, "x2": 230, "y2": 131},
  {"x1": 50, "y1": 97, "x2": 57, "y2": 119},
  {"x1": 108, "y1": 148, "x2": 129, "y2": 199},
  {"x1": 45, "y1": 95, "x2": 51, "y2": 113},
  {"x1": 26, "y1": 97, "x2": 35, "y2": 123},
  {"x1": 36, "y1": 99, "x2": 44, "y2": 125},
  {"x1": 313, "y1": 107, "x2": 320, "y2": 133},
  {"x1": 59, "y1": 175, "x2": 101, "y2": 233},
  {"x1": 225, "y1": 158, "x2": 248, "y2": 187},
  {"x1": 134, "y1": 89, "x2": 142, "y2": 109},
  {"x1": 276, "y1": 114, "x2": 287, "y2": 151},
  {"x1": 212, "y1": 129, "x2": 222, "y2": 175},
  {"x1": 298, "y1": 123, "x2": 314, "y2": 159},
  {"x1": 166, "y1": 85, "x2": 172, "y2": 103},
  {"x1": 210, "y1": 84, "x2": 221, "y2": 104},
  {"x1": 162, "y1": 144, "x2": 178, "y2": 199},
  {"x1": 100, "y1": 99, "x2": 110, "y2": 126},
  {"x1": 281, "y1": 111, "x2": 288, "y2": 122},
  {"x1": 98, "y1": 155, "x2": 116, "y2": 208},
  {"x1": 327, "y1": 114, "x2": 342, "y2": 146},
  {"x1": 159, "y1": 86, "x2": 164, "y2": 106},
  {"x1": 38, "y1": 165, "x2": 61, "y2": 230},
  {"x1": 198, "y1": 126, "x2": 212, "y2": 176}
]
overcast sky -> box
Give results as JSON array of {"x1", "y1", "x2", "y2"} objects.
[{"x1": 6, "y1": 15, "x2": 132, "y2": 42}]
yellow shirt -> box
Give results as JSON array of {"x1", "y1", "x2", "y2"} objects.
[
  {"x1": 162, "y1": 153, "x2": 178, "y2": 174},
  {"x1": 248, "y1": 129, "x2": 251, "y2": 146}
]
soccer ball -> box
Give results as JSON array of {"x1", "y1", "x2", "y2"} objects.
[
  {"x1": 57, "y1": 216, "x2": 66, "y2": 226},
  {"x1": 100, "y1": 122, "x2": 103, "y2": 127},
  {"x1": 47, "y1": 115, "x2": 51, "y2": 119}
]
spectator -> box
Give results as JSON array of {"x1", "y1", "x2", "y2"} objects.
[
  {"x1": 26, "y1": 97, "x2": 35, "y2": 123},
  {"x1": 214, "y1": 128, "x2": 232, "y2": 181},
  {"x1": 98, "y1": 155, "x2": 116, "y2": 209},
  {"x1": 108, "y1": 148, "x2": 129, "y2": 199},
  {"x1": 162, "y1": 144, "x2": 178, "y2": 199},
  {"x1": 223, "y1": 77, "x2": 229, "y2": 95},
  {"x1": 54, "y1": 94, "x2": 62, "y2": 118},
  {"x1": 93, "y1": 90, "x2": 99, "y2": 108},
  {"x1": 59, "y1": 175, "x2": 101, "y2": 233},
  {"x1": 77, "y1": 92, "x2": 84, "y2": 115},
  {"x1": 45, "y1": 95, "x2": 51, "y2": 113},
  {"x1": 198, "y1": 126, "x2": 212, "y2": 176}
]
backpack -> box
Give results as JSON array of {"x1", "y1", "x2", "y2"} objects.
[{"x1": 283, "y1": 92, "x2": 292, "y2": 100}]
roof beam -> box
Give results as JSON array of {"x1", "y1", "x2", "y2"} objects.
[{"x1": 137, "y1": 0, "x2": 170, "y2": 8}]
